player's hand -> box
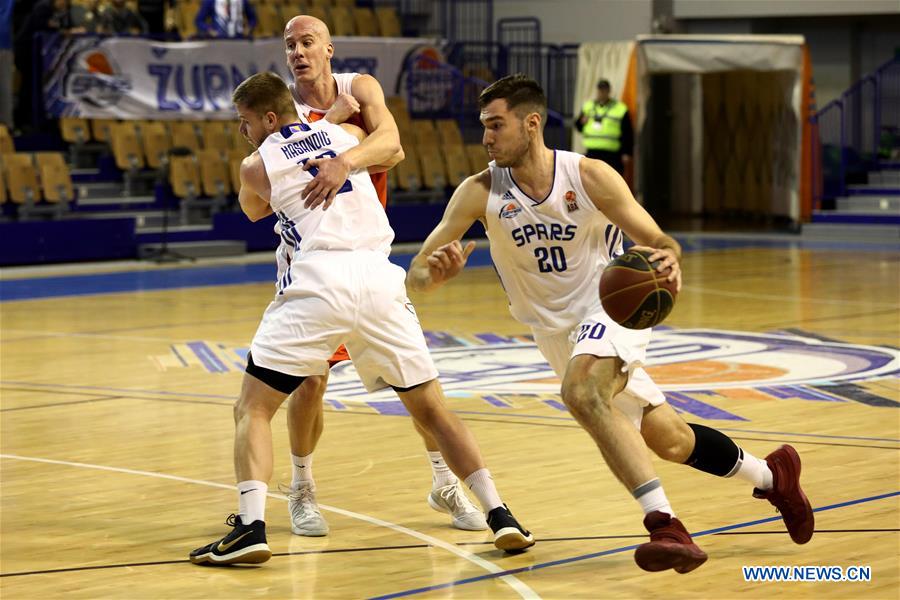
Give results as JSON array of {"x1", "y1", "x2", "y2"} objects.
[
  {"x1": 426, "y1": 240, "x2": 476, "y2": 284},
  {"x1": 324, "y1": 93, "x2": 360, "y2": 124},
  {"x1": 302, "y1": 155, "x2": 351, "y2": 211},
  {"x1": 630, "y1": 245, "x2": 682, "y2": 292}
]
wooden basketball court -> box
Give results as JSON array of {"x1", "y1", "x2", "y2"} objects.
[{"x1": 1, "y1": 239, "x2": 898, "y2": 598}]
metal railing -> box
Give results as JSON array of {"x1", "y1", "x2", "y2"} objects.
[{"x1": 812, "y1": 56, "x2": 900, "y2": 207}]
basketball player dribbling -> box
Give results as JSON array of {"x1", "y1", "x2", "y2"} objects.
[
  {"x1": 277, "y1": 15, "x2": 486, "y2": 537},
  {"x1": 189, "y1": 72, "x2": 534, "y2": 566},
  {"x1": 407, "y1": 74, "x2": 815, "y2": 573}
]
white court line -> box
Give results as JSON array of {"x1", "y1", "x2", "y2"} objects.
[
  {"x1": 0, "y1": 453, "x2": 539, "y2": 599},
  {"x1": 681, "y1": 285, "x2": 900, "y2": 308}
]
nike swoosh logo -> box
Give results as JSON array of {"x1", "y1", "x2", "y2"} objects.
[
  {"x1": 217, "y1": 530, "x2": 254, "y2": 553},
  {"x1": 240, "y1": 488, "x2": 258, "y2": 495}
]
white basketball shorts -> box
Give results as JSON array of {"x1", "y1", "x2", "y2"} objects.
[
  {"x1": 532, "y1": 306, "x2": 666, "y2": 429},
  {"x1": 250, "y1": 250, "x2": 438, "y2": 392}
]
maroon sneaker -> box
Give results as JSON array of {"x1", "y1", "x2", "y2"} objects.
[
  {"x1": 753, "y1": 444, "x2": 814, "y2": 544},
  {"x1": 634, "y1": 511, "x2": 708, "y2": 574}
]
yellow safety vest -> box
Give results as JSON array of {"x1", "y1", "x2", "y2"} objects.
[{"x1": 581, "y1": 99, "x2": 627, "y2": 152}]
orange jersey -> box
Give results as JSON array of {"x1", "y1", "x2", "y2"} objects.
[{"x1": 304, "y1": 110, "x2": 388, "y2": 209}]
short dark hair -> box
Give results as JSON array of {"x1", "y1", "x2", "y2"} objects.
[
  {"x1": 597, "y1": 79, "x2": 611, "y2": 90},
  {"x1": 232, "y1": 72, "x2": 297, "y2": 118},
  {"x1": 478, "y1": 74, "x2": 547, "y2": 120}
]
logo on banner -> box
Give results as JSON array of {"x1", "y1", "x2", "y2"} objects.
[{"x1": 63, "y1": 47, "x2": 132, "y2": 108}]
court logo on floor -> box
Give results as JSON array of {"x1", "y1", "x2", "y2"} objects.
[{"x1": 157, "y1": 329, "x2": 899, "y2": 420}]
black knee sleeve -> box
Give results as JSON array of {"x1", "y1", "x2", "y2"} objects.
[
  {"x1": 245, "y1": 352, "x2": 305, "y2": 395},
  {"x1": 684, "y1": 423, "x2": 741, "y2": 477}
]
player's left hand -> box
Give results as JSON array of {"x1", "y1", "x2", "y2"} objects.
[
  {"x1": 630, "y1": 245, "x2": 682, "y2": 292},
  {"x1": 302, "y1": 155, "x2": 351, "y2": 211}
]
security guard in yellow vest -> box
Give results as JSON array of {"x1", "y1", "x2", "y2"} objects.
[{"x1": 576, "y1": 79, "x2": 633, "y2": 175}]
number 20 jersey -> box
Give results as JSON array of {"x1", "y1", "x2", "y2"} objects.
[
  {"x1": 257, "y1": 119, "x2": 394, "y2": 257},
  {"x1": 484, "y1": 150, "x2": 624, "y2": 335}
]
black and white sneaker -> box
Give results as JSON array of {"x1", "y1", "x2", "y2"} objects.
[
  {"x1": 487, "y1": 504, "x2": 535, "y2": 553},
  {"x1": 189, "y1": 514, "x2": 271, "y2": 565}
]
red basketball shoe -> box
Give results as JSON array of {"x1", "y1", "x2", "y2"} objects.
[
  {"x1": 753, "y1": 444, "x2": 815, "y2": 544},
  {"x1": 634, "y1": 511, "x2": 708, "y2": 574}
]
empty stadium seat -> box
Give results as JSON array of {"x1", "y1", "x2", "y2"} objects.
[
  {"x1": 385, "y1": 96, "x2": 412, "y2": 136},
  {"x1": 280, "y1": 1, "x2": 307, "y2": 23},
  {"x1": 465, "y1": 143, "x2": 489, "y2": 174},
  {"x1": 0, "y1": 124, "x2": 15, "y2": 154},
  {"x1": 0, "y1": 168, "x2": 6, "y2": 205},
  {"x1": 177, "y1": 0, "x2": 200, "y2": 39},
  {"x1": 305, "y1": 6, "x2": 333, "y2": 31},
  {"x1": 169, "y1": 154, "x2": 200, "y2": 199},
  {"x1": 353, "y1": 8, "x2": 379, "y2": 37},
  {"x1": 170, "y1": 121, "x2": 201, "y2": 153},
  {"x1": 60, "y1": 117, "x2": 90, "y2": 144},
  {"x1": 375, "y1": 7, "x2": 402, "y2": 37},
  {"x1": 435, "y1": 119, "x2": 464, "y2": 147},
  {"x1": 229, "y1": 150, "x2": 244, "y2": 194},
  {"x1": 255, "y1": 3, "x2": 282, "y2": 38},
  {"x1": 90, "y1": 119, "x2": 117, "y2": 144},
  {"x1": 418, "y1": 145, "x2": 446, "y2": 190},
  {"x1": 197, "y1": 148, "x2": 232, "y2": 198},
  {"x1": 141, "y1": 121, "x2": 172, "y2": 169},
  {"x1": 330, "y1": 6, "x2": 355, "y2": 36},
  {"x1": 200, "y1": 121, "x2": 233, "y2": 156},
  {"x1": 111, "y1": 122, "x2": 145, "y2": 170},
  {"x1": 35, "y1": 153, "x2": 75, "y2": 205},
  {"x1": 411, "y1": 119, "x2": 437, "y2": 148},
  {"x1": 4, "y1": 153, "x2": 42, "y2": 205},
  {"x1": 394, "y1": 144, "x2": 423, "y2": 192},
  {"x1": 443, "y1": 145, "x2": 470, "y2": 187}
]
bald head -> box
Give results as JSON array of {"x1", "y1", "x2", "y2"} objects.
[{"x1": 285, "y1": 15, "x2": 331, "y2": 43}]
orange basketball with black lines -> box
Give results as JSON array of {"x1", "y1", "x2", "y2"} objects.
[{"x1": 599, "y1": 249, "x2": 677, "y2": 329}]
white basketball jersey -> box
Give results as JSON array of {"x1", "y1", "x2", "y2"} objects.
[
  {"x1": 290, "y1": 73, "x2": 358, "y2": 119},
  {"x1": 257, "y1": 119, "x2": 393, "y2": 261},
  {"x1": 485, "y1": 150, "x2": 624, "y2": 334}
]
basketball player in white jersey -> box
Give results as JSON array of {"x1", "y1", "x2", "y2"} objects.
[
  {"x1": 189, "y1": 72, "x2": 534, "y2": 566},
  {"x1": 407, "y1": 75, "x2": 814, "y2": 574},
  {"x1": 278, "y1": 14, "x2": 486, "y2": 537}
]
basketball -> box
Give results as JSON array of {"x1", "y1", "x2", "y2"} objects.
[{"x1": 599, "y1": 249, "x2": 677, "y2": 329}]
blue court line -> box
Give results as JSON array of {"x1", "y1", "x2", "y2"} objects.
[
  {"x1": 370, "y1": 490, "x2": 900, "y2": 600},
  {"x1": 3, "y1": 238, "x2": 898, "y2": 302},
  {"x1": 0, "y1": 249, "x2": 497, "y2": 302}
]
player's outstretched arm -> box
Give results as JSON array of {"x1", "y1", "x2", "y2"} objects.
[
  {"x1": 303, "y1": 75, "x2": 404, "y2": 209},
  {"x1": 238, "y1": 152, "x2": 273, "y2": 222},
  {"x1": 580, "y1": 157, "x2": 682, "y2": 291},
  {"x1": 407, "y1": 171, "x2": 490, "y2": 293}
]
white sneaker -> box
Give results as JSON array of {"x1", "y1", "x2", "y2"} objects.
[
  {"x1": 285, "y1": 482, "x2": 329, "y2": 536},
  {"x1": 427, "y1": 483, "x2": 488, "y2": 531}
]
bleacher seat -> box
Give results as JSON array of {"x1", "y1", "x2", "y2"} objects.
[
  {"x1": 4, "y1": 153, "x2": 42, "y2": 205},
  {"x1": 169, "y1": 154, "x2": 201, "y2": 199},
  {"x1": 90, "y1": 119, "x2": 117, "y2": 144},
  {"x1": 0, "y1": 168, "x2": 7, "y2": 205},
  {"x1": 385, "y1": 96, "x2": 412, "y2": 136},
  {"x1": 280, "y1": 1, "x2": 306, "y2": 22},
  {"x1": 394, "y1": 144, "x2": 423, "y2": 191},
  {"x1": 465, "y1": 143, "x2": 489, "y2": 174},
  {"x1": 201, "y1": 121, "x2": 234, "y2": 156},
  {"x1": 443, "y1": 145, "x2": 470, "y2": 187},
  {"x1": 34, "y1": 153, "x2": 75, "y2": 205},
  {"x1": 435, "y1": 119, "x2": 464, "y2": 147},
  {"x1": 197, "y1": 148, "x2": 232, "y2": 198},
  {"x1": 305, "y1": 6, "x2": 333, "y2": 32},
  {"x1": 375, "y1": 7, "x2": 402, "y2": 37},
  {"x1": 256, "y1": 4, "x2": 282, "y2": 38},
  {"x1": 332, "y1": 0, "x2": 355, "y2": 8},
  {"x1": 111, "y1": 122, "x2": 144, "y2": 170},
  {"x1": 177, "y1": 0, "x2": 200, "y2": 39},
  {"x1": 418, "y1": 145, "x2": 446, "y2": 190},
  {"x1": 60, "y1": 117, "x2": 90, "y2": 144},
  {"x1": 330, "y1": 6, "x2": 355, "y2": 36},
  {"x1": 141, "y1": 121, "x2": 172, "y2": 169},
  {"x1": 0, "y1": 124, "x2": 15, "y2": 154},
  {"x1": 411, "y1": 119, "x2": 436, "y2": 148},
  {"x1": 353, "y1": 8, "x2": 379, "y2": 37},
  {"x1": 170, "y1": 121, "x2": 201, "y2": 154}
]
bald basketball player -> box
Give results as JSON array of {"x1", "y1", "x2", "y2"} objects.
[{"x1": 279, "y1": 15, "x2": 487, "y2": 538}]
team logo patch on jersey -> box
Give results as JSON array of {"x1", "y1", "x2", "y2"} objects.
[
  {"x1": 499, "y1": 193, "x2": 522, "y2": 219},
  {"x1": 565, "y1": 190, "x2": 579, "y2": 212}
]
